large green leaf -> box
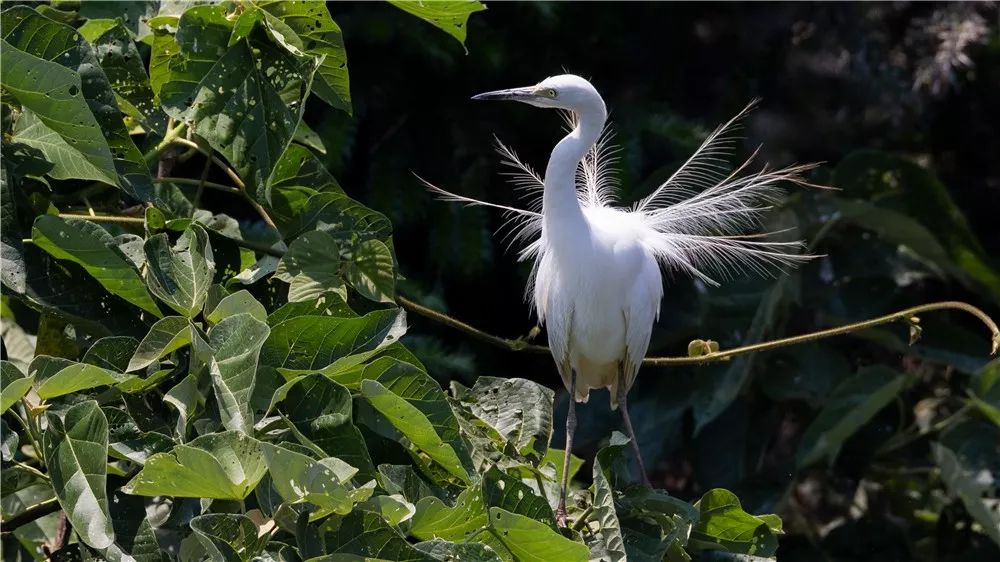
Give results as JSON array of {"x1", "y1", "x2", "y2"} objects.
[
  {"x1": 32, "y1": 215, "x2": 161, "y2": 317},
  {"x1": 44, "y1": 401, "x2": 114, "y2": 550},
  {"x1": 204, "y1": 289, "x2": 267, "y2": 325},
  {"x1": 143, "y1": 223, "x2": 215, "y2": 318},
  {"x1": 190, "y1": 513, "x2": 270, "y2": 562},
  {"x1": 688, "y1": 489, "x2": 780, "y2": 557},
  {"x1": 92, "y1": 22, "x2": 168, "y2": 134},
  {"x1": 414, "y1": 540, "x2": 502, "y2": 562},
  {"x1": 388, "y1": 1, "x2": 487, "y2": 46},
  {"x1": 31, "y1": 355, "x2": 134, "y2": 399},
  {"x1": 361, "y1": 379, "x2": 470, "y2": 484},
  {"x1": 460, "y1": 377, "x2": 554, "y2": 461},
  {"x1": 9, "y1": 109, "x2": 115, "y2": 183},
  {"x1": 204, "y1": 313, "x2": 270, "y2": 434},
  {"x1": 482, "y1": 467, "x2": 555, "y2": 527},
  {"x1": 590, "y1": 450, "x2": 626, "y2": 562},
  {"x1": 319, "y1": 510, "x2": 435, "y2": 561},
  {"x1": 261, "y1": 443, "x2": 375, "y2": 520},
  {"x1": 796, "y1": 366, "x2": 906, "y2": 468},
  {"x1": 278, "y1": 190, "x2": 393, "y2": 244},
  {"x1": 83, "y1": 336, "x2": 140, "y2": 372},
  {"x1": 253, "y1": 1, "x2": 351, "y2": 114},
  {"x1": 260, "y1": 309, "x2": 407, "y2": 374},
  {"x1": 344, "y1": 239, "x2": 395, "y2": 303},
  {"x1": 410, "y1": 486, "x2": 487, "y2": 541},
  {"x1": 834, "y1": 150, "x2": 1000, "y2": 301},
  {"x1": 123, "y1": 430, "x2": 266, "y2": 499},
  {"x1": 485, "y1": 507, "x2": 589, "y2": 562},
  {"x1": 1, "y1": 360, "x2": 33, "y2": 414},
  {"x1": 271, "y1": 374, "x2": 376, "y2": 481},
  {"x1": 127, "y1": 316, "x2": 192, "y2": 372},
  {"x1": 0, "y1": 171, "x2": 26, "y2": 294},
  {"x1": 275, "y1": 229, "x2": 347, "y2": 303},
  {"x1": 1, "y1": 6, "x2": 154, "y2": 201},
  {"x1": 159, "y1": 4, "x2": 313, "y2": 193}
]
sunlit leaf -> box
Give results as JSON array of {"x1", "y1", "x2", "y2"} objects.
[
  {"x1": 388, "y1": 1, "x2": 487, "y2": 46},
  {"x1": 31, "y1": 355, "x2": 134, "y2": 399},
  {"x1": 123, "y1": 430, "x2": 266, "y2": 499},
  {"x1": 485, "y1": 507, "x2": 589, "y2": 562},
  {"x1": 32, "y1": 215, "x2": 162, "y2": 317},
  {"x1": 143, "y1": 223, "x2": 215, "y2": 318},
  {"x1": 44, "y1": 400, "x2": 115, "y2": 550},
  {"x1": 688, "y1": 489, "x2": 780, "y2": 557},
  {"x1": 261, "y1": 442, "x2": 375, "y2": 520},
  {"x1": 127, "y1": 316, "x2": 192, "y2": 372},
  {"x1": 92, "y1": 22, "x2": 168, "y2": 134},
  {"x1": 1, "y1": 360, "x2": 32, "y2": 414}
]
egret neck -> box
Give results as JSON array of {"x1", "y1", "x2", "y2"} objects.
[{"x1": 543, "y1": 100, "x2": 607, "y2": 252}]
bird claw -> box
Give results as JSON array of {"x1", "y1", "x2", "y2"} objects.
[{"x1": 555, "y1": 505, "x2": 568, "y2": 528}]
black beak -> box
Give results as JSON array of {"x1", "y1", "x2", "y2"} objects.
[{"x1": 471, "y1": 86, "x2": 536, "y2": 101}]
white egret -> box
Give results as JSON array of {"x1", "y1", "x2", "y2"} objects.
[{"x1": 424, "y1": 74, "x2": 817, "y2": 525}]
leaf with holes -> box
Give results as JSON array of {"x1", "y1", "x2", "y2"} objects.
[{"x1": 389, "y1": 1, "x2": 487, "y2": 46}]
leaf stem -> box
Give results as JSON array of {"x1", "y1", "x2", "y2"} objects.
[
  {"x1": 57, "y1": 213, "x2": 144, "y2": 225},
  {"x1": 570, "y1": 505, "x2": 594, "y2": 532},
  {"x1": 143, "y1": 121, "x2": 188, "y2": 165},
  {"x1": 168, "y1": 138, "x2": 279, "y2": 231}
]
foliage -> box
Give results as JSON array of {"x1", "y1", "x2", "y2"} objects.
[{"x1": 1, "y1": 2, "x2": 998, "y2": 562}]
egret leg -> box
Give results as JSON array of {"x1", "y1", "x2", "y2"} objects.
[
  {"x1": 556, "y1": 370, "x2": 577, "y2": 528},
  {"x1": 617, "y1": 375, "x2": 651, "y2": 488}
]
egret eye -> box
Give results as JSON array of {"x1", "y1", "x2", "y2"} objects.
[{"x1": 542, "y1": 88, "x2": 557, "y2": 98}]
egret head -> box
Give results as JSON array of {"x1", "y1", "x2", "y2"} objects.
[{"x1": 472, "y1": 74, "x2": 604, "y2": 114}]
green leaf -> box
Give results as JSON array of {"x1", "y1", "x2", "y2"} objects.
[
  {"x1": 482, "y1": 467, "x2": 555, "y2": 527},
  {"x1": 260, "y1": 442, "x2": 375, "y2": 520},
  {"x1": 933, "y1": 442, "x2": 1000, "y2": 546},
  {"x1": 1, "y1": 360, "x2": 33, "y2": 414},
  {"x1": 275, "y1": 229, "x2": 347, "y2": 303},
  {"x1": 688, "y1": 489, "x2": 779, "y2": 557},
  {"x1": 9, "y1": 109, "x2": 115, "y2": 183},
  {"x1": 388, "y1": 1, "x2": 487, "y2": 47},
  {"x1": 2, "y1": 6, "x2": 155, "y2": 202},
  {"x1": 123, "y1": 430, "x2": 266, "y2": 500},
  {"x1": 205, "y1": 289, "x2": 267, "y2": 325},
  {"x1": 44, "y1": 400, "x2": 115, "y2": 550},
  {"x1": 357, "y1": 494, "x2": 416, "y2": 526},
  {"x1": 83, "y1": 336, "x2": 140, "y2": 372},
  {"x1": 190, "y1": 513, "x2": 270, "y2": 562},
  {"x1": 204, "y1": 313, "x2": 270, "y2": 434},
  {"x1": 79, "y1": 1, "x2": 159, "y2": 38},
  {"x1": 261, "y1": 309, "x2": 407, "y2": 374},
  {"x1": 834, "y1": 150, "x2": 1000, "y2": 301},
  {"x1": 253, "y1": 1, "x2": 351, "y2": 114},
  {"x1": 410, "y1": 487, "x2": 487, "y2": 541},
  {"x1": 590, "y1": 449, "x2": 626, "y2": 562},
  {"x1": 461, "y1": 377, "x2": 554, "y2": 461},
  {"x1": 279, "y1": 191, "x2": 393, "y2": 244},
  {"x1": 143, "y1": 223, "x2": 215, "y2": 318},
  {"x1": 796, "y1": 366, "x2": 906, "y2": 468},
  {"x1": 127, "y1": 316, "x2": 192, "y2": 372},
  {"x1": 32, "y1": 215, "x2": 162, "y2": 317},
  {"x1": 0, "y1": 173, "x2": 26, "y2": 294},
  {"x1": 92, "y1": 23, "x2": 167, "y2": 134},
  {"x1": 316, "y1": 512, "x2": 434, "y2": 561},
  {"x1": 271, "y1": 374, "x2": 376, "y2": 481},
  {"x1": 486, "y1": 507, "x2": 589, "y2": 562},
  {"x1": 1, "y1": 419, "x2": 17, "y2": 462},
  {"x1": 362, "y1": 379, "x2": 471, "y2": 484},
  {"x1": 159, "y1": 4, "x2": 313, "y2": 193},
  {"x1": 31, "y1": 355, "x2": 133, "y2": 399},
  {"x1": 345, "y1": 239, "x2": 396, "y2": 303},
  {"x1": 415, "y1": 540, "x2": 502, "y2": 562},
  {"x1": 294, "y1": 119, "x2": 327, "y2": 154},
  {"x1": 148, "y1": 16, "x2": 179, "y2": 98}
]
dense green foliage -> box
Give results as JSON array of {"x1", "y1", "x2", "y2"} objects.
[{"x1": 1, "y1": 2, "x2": 999, "y2": 562}]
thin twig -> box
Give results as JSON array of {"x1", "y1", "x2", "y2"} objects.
[
  {"x1": 57, "y1": 213, "x2": 144, "y2": 225},
  {"x1": 154, "y1": 177, "x2": 240, "y2": 195},
  {"x1": 0, "y1": 499, "x2": 60, "y2": 536},
  {"x1": 191, "y1": 157, "x2": 214, "y2": 217}
]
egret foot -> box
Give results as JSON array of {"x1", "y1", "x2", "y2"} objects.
[{"x1": 557, "y1": 370, "x2": 577, "y2": 528}]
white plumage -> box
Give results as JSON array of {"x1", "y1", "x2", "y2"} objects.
[
  {"x1": 425, "y1": 75, "x2": 815, "y2": 407},
  {"x1": 424, "y1": 75, "x2": 815, "y2": 517}
]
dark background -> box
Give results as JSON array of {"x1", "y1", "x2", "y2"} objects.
[{"x1": 298, "y1": 3, "x2": 996, "y2": 560}]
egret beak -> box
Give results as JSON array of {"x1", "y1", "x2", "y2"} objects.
[{"x1": 471, "y1": 86, "x2": 538, "y2": 101}]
